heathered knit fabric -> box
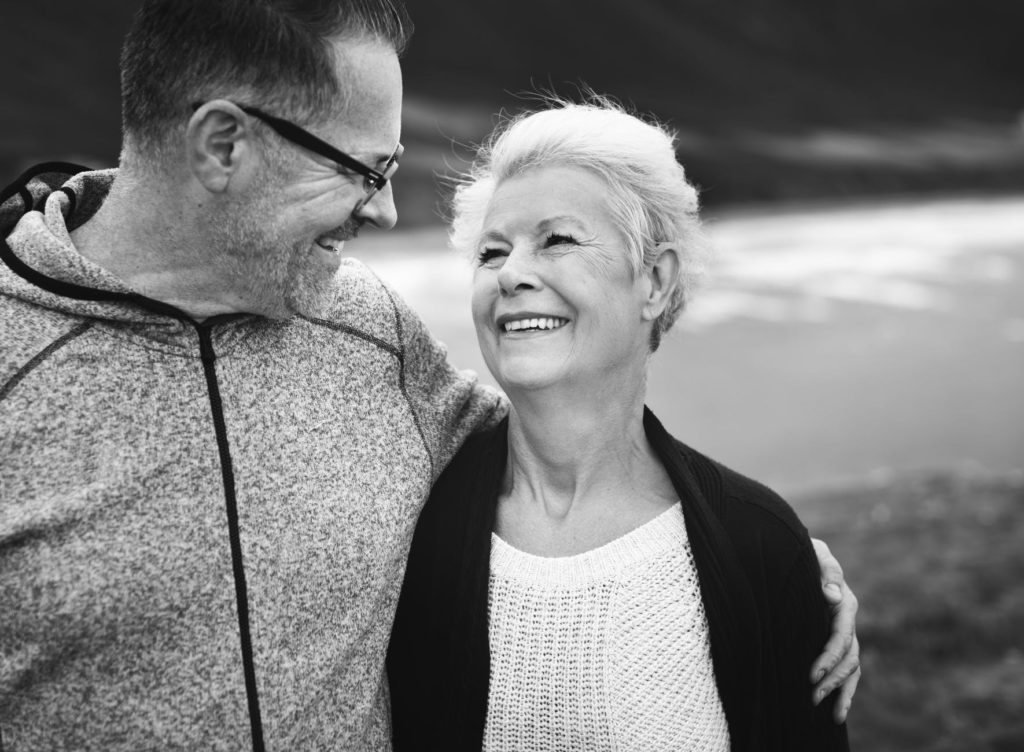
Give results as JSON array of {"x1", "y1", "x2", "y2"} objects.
[
  {"x1": 0, "y1": 168, "x2": 504, "y2": 751},
  {"x1": 484, "y1": 506, "x2": 730, "y2": 752}
]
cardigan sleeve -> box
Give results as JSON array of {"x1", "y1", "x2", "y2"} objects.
[
  {"x1": 766, "y1": 542, "x2": 850, "y2": 751},
  {"x1": 700, "y1": 451, "x2": 850, "y2": 751},
  {"x1": 386, "y1": 425, "x2": 506, "y2": 752}
]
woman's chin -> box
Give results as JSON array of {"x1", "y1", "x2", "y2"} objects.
[{"x1": 492, "y1": 362, "x2": 566, "y2": 395}]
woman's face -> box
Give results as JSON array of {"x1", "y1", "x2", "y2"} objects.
[{"x1": 471, "y1": 165, "x2": 653, "y2": 395}]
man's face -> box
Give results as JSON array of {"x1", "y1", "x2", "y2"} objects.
[{"x1": 222, "y1": 37, "x2": 403, "y2": 318}]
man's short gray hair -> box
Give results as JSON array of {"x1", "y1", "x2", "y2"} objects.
[
  {"x1": 450, "y1": 98, "x2": 711, "y2": 351},
  {"x1": 121, "y1": 0, "x2": 412, "y2": 155}
]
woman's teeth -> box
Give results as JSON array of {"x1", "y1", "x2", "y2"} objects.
[
  {"x1": 316, "y1": 238, "x2": 340, "y2": 252},
  {"x1": 502, "y1": 317, "x2": 568, "y2": 333}
]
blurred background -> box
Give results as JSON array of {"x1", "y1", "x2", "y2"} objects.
[{"x1": 3, "y1": 2, "x2": 1023, "y2": 749}]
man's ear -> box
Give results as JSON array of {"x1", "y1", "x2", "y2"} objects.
[
  {"x1": 186, "y1": 101, "x2": 256, "y2": 193},
  {"x1": 641, "y1": 242, "x2": 681, "y2": 322}
]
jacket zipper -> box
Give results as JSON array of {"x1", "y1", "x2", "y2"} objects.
[
  {"x1": 2, "y1": 171, "x2": 268, "y2": 747},
  {"x1": 195, "y1": 322, "x2": 266, "y2": 752}
]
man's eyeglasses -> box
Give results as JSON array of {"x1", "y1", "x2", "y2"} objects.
[{"x1": 191, "y1": 101, "x2": 402, "y2": 212}]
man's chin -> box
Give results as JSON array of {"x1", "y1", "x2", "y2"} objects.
[
  {"x1": 283, "y1": 275, "x2": 340, "y2": 319},
  {"x1": 232, "y1": 239, "x2": 343, "y2": 319}
]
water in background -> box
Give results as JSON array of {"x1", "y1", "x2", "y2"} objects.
[{"x1": 350, "y1": 195, "x2": 1024, "y2": 493}]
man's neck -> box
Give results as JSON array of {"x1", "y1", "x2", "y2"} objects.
[{"x1": 69, "y1": 171, "x2": 254, "y2": 321}]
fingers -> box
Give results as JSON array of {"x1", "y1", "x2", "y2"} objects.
[
  {"x1": 813, "y1": 634, "x2": 861, "y2": 723},
  {"x1": 810, "y1": 582, "x2": 858, "y2": 682},
  {"x1": 809, "y1": 537, "x2": 861, "y2": 722},
  {"x1": 823, "y1": 582, "x2": 842, "y2": 605},
  {"x1": 833, "y1": 664, "x2": 861, "y2": 723},
  {"x1": 812, "y1": 538, "x2": 844, "y2": 603}
]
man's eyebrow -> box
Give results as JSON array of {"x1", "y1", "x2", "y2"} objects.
[
  {"x1": 369, "y1": 145, "x2": 402, "y2": 167},
  {"x1": 339, "y1": 146, "x2": 397, "y2": 170}
]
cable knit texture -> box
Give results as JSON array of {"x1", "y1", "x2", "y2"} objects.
[{"x1": 484, "y1": 506, "x2": 730, "y2": 752}]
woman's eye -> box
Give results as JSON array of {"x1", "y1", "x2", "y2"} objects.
[
  {"x1": 477, "y1": 247, "x2": 507, "y2": 265},
  {"x1": 544, "y1": 232, "x2": 578, "y2": 248}
]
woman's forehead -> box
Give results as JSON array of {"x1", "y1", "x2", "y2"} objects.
[{"x1": 483, "y1": 166, "x2": 612, "y2": 232}]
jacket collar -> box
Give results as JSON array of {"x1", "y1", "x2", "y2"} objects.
[
  {"x1": 1, "y1": 165, "x2": 189, "y2": 319},
  {"x1": 1, "y1": 163, "x2": 261, "y2": 354}
]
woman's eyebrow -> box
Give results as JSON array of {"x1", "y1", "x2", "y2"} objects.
[
  {"x1": 480, "y1": 216, "x2": 588, "y2": 243},
  {"x1": 480, "y1": 229, "x2": 508, "y2": 244},
  {"x1": 538, "y1": 216, "x2": 587, "y2": 232}
]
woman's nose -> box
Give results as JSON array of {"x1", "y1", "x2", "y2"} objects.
[{"x1": 496, "y1": 247, "x2": 538, "y2": 295}]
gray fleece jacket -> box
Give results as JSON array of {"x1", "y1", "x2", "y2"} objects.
[{"x1": 0, "y1": 165, "x2": 504, "y2": 751}]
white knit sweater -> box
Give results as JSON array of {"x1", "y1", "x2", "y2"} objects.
[{"x1": 484, "y1": 505, "x2": 731, "y2": 752}]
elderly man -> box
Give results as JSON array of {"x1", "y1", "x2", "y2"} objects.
[{"x1": 0, "y1": 1, "x2": 859, "y2": 750}]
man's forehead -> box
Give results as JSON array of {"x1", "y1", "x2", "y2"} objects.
[{"x1": 325, "y1": 37, "x2": 403, "y2": 159}]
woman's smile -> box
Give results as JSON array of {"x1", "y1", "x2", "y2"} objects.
[{"x1": 497, "y1": 315, "x2": 571, "y2": 334}]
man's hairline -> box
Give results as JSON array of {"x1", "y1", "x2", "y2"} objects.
[{"x1": 120, "y1": 30, "x2": 404, "y2": 175}]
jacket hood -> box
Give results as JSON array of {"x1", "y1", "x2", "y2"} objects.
[{"x1": 0, "y1": 162, "x2": 196, "y2": 328}]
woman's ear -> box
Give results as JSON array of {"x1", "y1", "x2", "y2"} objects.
[
  {"x1": 186, "y1": 101, "x2": 256, "y2": 193},
  {"x1": 641, "y1": 242, "x2": 681, "y2": 321}
]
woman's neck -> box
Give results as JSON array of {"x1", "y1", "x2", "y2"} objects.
[{"x1": 498, "y1": 380, "x2": 678, "y2": 556}]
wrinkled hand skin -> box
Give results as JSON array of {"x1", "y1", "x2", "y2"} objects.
[{"x1": 810, "y1": 537, "x2": 861, "y2": 723}]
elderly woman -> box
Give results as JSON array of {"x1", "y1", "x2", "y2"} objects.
[{"x1": 387, "y1": 101, "x2": 853, "y2": 751}]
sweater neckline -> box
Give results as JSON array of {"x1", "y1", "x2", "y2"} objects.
[{"x1": 489, "y1": 504, "x2": 687, "y2": 586}]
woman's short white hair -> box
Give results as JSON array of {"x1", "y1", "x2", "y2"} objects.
[{"x1": 450, "y1": 96, "x2": 711, "y2": 350}]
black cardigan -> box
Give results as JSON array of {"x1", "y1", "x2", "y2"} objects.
[{"x1": 387, "y1": 408, "x2": 849, "y2": 751}]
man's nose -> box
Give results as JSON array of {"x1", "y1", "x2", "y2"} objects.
[{"x1": 354, "y1": 181, "x2": 398, "y2": 230}]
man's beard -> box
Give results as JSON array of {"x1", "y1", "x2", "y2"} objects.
[
  {"x1": 214, "y1": 198, "x2": 358, "y2": 319},
  {"x1": 259, "y1": 236, "x2": 339, "y2": 319}
]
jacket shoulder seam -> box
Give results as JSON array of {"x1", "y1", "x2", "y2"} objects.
[
  {"x1": 296, "y1": 314, "x2": 401, "y2": 357},
  {"x1": 371, "y1": 272, "x2": 436, "y2": 477},
  {"x1": 0, "y1": 319, "x2": 94, "y2": 403}
]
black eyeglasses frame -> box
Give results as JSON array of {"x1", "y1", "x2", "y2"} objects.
[{"x1": 191, "y1": 101, "x2": 402, "y2": 208}]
